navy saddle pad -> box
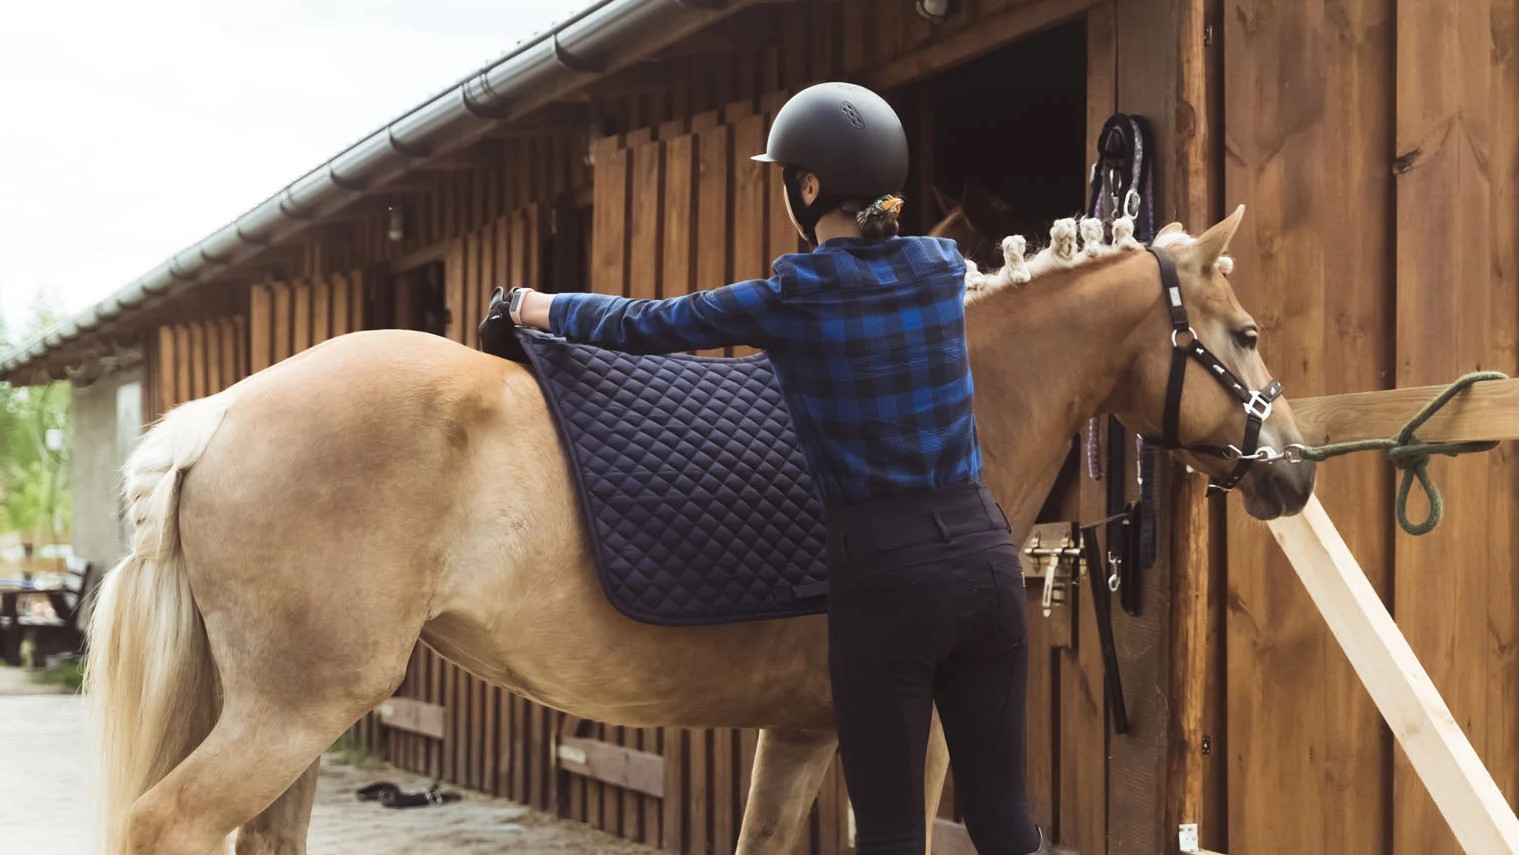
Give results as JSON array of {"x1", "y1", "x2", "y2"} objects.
[{"x1": 515, "y1": 329, "x2": 830, "y2": 626}]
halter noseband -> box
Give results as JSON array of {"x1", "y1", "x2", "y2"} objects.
[{"x1": 1145, "y1": 247, "x2": 1283, "y2": 494}]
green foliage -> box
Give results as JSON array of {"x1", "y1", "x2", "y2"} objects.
[
  {"x1": 328, "y1": 731, "x2": 377, "y2": 767},
  {"x1": 27, "y1": 658, "x2": 85, "y2": 692},
  {"x1": 0, "y1": 295, "x2": 72, "y2": 542}
]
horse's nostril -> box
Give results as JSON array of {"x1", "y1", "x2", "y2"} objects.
[{"x1": 1281, "y1": 460, "x2": 1317, "y2": 510}]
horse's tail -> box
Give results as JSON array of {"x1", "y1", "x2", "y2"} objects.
[{"x1": 85, "y1": 390, "x2": 233, "y2": 853}]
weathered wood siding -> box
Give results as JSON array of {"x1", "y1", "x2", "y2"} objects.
[{"x1": 1220, "y1": 2, "x2": 1519, "y2": 854}]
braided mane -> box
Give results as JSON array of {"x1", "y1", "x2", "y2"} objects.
[{"x1": 962, "y1": 216, "x2": 1233, "y2": 303}]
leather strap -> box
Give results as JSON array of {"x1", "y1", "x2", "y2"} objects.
[
  {"x1": 1082, "y1": 524, "x2": 1129, "y2": 734},
  {"x1": 1162, "y1": 345, "x2": 1190, "y2": 449},
  {"x1": 1145, "y1": 247, "x2": 1284, "y2": 492}
]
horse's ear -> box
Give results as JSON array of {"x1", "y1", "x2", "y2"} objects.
[
  {"x1": 1190, "y1": 204, "x2": 1245, "y2": 268},
  {"x1": 960, "y1": 182, "x2": 1016, "y2": 234},
  {"x1": 931, "y1": 186, "x2": 958, "y2": 217},
  {"x1": 1155, "y1": 222, "x2": 1187, "y2": 241}
]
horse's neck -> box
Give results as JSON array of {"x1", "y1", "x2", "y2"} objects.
[{"x1": 967, "y1": 252, "x2": 1157, "y2": 535}]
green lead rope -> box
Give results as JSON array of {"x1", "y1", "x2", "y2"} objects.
[{"x1": 1293, "y1": 371, "x2": 1509, "y2": 536}]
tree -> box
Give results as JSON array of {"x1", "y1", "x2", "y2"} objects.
[{"x1": 0, "y1": 295, "x2": 72, "y2": 551}]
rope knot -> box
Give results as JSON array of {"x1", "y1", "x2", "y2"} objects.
[{"x1": 1294, "y1": 371, "x2": 1507, "y2": 536}]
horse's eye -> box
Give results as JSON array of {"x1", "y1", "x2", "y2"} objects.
[{"x1": 1235, "y1": 329, "x2": 1259, "y2": 350}]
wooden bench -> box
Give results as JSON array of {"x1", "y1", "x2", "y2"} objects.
[{"x1": 0, "y1": 561, "x2": 96, "y2": 668}]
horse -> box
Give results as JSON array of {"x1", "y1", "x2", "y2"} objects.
[
  {"x1": 928, "y1": 182, "x2": 1046, "y2": 270},
  {"x1": 85, "y1": 204, "x2": 1314, "y2": 855}
]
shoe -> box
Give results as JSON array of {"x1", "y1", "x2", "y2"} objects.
[{"x1": 355, "y1": 781, "x2": 400, "y2": 802}]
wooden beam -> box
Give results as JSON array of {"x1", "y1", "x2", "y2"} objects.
[
  {"x1": 377, "y1": 697, "x2": 445, "y2": 740},
  {"x1": 1266, "y1": 496, "x2": 1519, "y2": 855},
  {"x1": 649, "y1": 8, "x2": 782, "y2": 59},
  {"x1": 583, "y1": 63, "x2": 678, "y2": 99},
  {"x1": 478, "y1": 102, "x2": 591, "y2": 138},
  {"x1": 1292, "y1": 378, "x2": 1519, "y2": 445},
  {"x1": 556, "y1": 735, "x2": 665, "y2": 798},
  {"x1": 391, "y1": 243, "x2": 446, "y2": 274},
  {"x1": 857, "y1": 0, "x2": 1102, "y2": 92}
]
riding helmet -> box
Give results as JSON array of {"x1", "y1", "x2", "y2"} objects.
[{"x1": 752, "y1": 82, "x2": 909, "y2": 200}]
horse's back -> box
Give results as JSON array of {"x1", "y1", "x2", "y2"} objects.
[
  {"x1": 174, "y1": 329, "x2": 552, "y2": 643},
  {"x1": 172, "y1": 328, "x2": 834, "y2": 729}
]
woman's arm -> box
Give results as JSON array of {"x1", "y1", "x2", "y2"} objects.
[
  {"x1": 518, "y1": 278, "x2": 784, "y2": 355},
  {"x1": 517, "y1": 290, "x2": 555, "y2": 330}
]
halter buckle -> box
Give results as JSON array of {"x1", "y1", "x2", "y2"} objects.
[
  {"x1": 1224, "y1": 444, "x2": 1286, "y2": 463},
  {"x1": 1244, "y1": 389, "x2": 1275, "y2": 421}
]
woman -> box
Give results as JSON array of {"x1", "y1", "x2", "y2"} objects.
[{"x1": 505, "y1": 82, "x2": 1045, "y2": 855}]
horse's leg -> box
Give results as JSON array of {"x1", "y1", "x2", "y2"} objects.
[
  {"x1": 924, "y1": 709, "x2": 949, "y2": 854},
  {"x1": 124, "y1": 678, "x2": 394, "y2": 855},
  {"x1": 234, "y1": 760, "x2": 320, "y2": 855},
  {"x1": 736, "y1": 728, "x2": 839, "y2": 854}
]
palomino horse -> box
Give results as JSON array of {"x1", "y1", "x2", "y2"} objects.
[{"x1": 86, "y1": 205, "x2": 1314, "y2": 854}]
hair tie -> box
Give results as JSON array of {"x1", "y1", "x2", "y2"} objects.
[{"x1": 857, "y1": 194, "x2": 905, "y2": 225}]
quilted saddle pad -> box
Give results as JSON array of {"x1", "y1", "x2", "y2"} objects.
[{"x1": 515, "y1": 329, "x2": 830, "y2": 626}]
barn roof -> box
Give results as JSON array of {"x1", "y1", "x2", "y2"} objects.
[{"x1": 0, "y1": 0, "x2": 758, "y2": 385}]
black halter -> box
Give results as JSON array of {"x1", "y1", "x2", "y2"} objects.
[{"x1": 1145, "y1": 247, "x2": 1283, "y2": 493}]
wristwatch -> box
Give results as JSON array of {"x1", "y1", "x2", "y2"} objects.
[{"x1": 507, "y1": 287, "x2": 532, "y2": 326}]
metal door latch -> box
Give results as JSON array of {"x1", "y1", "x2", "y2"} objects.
[{"x1": 1023, "y1": 524, "x2": 1083, "y2": 618}]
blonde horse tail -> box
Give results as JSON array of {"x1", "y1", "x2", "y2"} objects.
[{"x1": 85, "y1": 391, "x2": 234, "y2": 853}]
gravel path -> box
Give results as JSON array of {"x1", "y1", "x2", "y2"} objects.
[{"x1": 0, "y1": 667, "x2": 659, "y2": 854}]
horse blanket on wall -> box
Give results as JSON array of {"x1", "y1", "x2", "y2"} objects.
[{"x1": 515, "y1": 329, "x2": 829, "y2": 626}]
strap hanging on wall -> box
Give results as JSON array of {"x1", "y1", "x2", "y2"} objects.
[{"x1": 1083, "y1": 113, "x2": 1160, "y2": 614}]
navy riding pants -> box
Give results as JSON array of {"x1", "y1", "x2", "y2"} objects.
[{"x1": 824, "y1": 480, "x2": 1040, "y2": 855}]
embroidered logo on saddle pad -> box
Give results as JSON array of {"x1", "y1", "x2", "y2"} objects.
[{"x1": 515, "y1": 329, "x2": 829, "y2": 627}]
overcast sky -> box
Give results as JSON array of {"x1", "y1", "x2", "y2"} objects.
[{"x1": 0, "y1": 0, "x2": 584, "y2": 334}]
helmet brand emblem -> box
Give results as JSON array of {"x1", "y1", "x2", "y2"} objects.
[{"x1": 840, "y1": 101, "x2": 864, "y2": 129}]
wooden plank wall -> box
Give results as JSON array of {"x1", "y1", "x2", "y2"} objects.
[
  {"x1": 1222, "y1": 1, "x2": 1519, "y2": 853},
  {"x1": 147, "y1": 314, "x2": 249, "y2": 418},
  {"x1": 246, "y1": 273, "x2": 367, "y2": 374}
]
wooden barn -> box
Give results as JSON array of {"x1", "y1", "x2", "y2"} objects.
[{"x1": 3, "y1": 0, "x2": 1515, "y2": 853}]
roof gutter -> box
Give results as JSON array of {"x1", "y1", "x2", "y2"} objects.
[{"x1": 1, "y1": 0, "x2": 754, "y2": 382}]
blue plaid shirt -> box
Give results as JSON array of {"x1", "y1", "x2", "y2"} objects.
[{"x1": 549, "y1": 235, "x2": 980, "y2": 505}]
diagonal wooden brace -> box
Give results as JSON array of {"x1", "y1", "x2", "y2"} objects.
[{"x1": 1267, "y1": 496, "x2": 1519, "y2": 854}]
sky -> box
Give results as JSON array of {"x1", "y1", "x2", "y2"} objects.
[{"x1": 0, "y1": 0, "x2": 586, "y2": 337}]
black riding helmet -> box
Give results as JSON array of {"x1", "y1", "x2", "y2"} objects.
[{"x1": 752, "y1": 82, "x2": 909, "y2": 245}]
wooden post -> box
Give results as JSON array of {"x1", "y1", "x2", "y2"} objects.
[
  {"x1": 1293, "y1": 378, "x2": 1519, "y2": 445},
  {"x1": 1266, "y1": 496, "x2": 1519, "y2": 855}
]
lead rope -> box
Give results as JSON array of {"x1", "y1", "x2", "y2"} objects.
[{"x1": 1291, "y1": 371, "x2": 1507, "y2": 536}]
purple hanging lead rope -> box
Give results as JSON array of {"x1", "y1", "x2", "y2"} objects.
[
  {"x1": 1085, "y1": 417, "x2": 1104, "y2": 481},
  {"x1": 1082, "y1": 127, "x2": 1119, "y2": 482}
]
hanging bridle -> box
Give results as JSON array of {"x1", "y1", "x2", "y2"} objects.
[{"x1": 1145, "y1": 247, "x2": 1284, "y2": 494}]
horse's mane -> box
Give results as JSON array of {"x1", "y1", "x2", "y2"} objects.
[{"x1": 961, "y1": 215, "x2": 1232, "y2": 304}]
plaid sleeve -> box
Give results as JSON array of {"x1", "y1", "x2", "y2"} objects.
[{"x1": 548, "y1": 277, "x2": 783, "y2": 355}]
